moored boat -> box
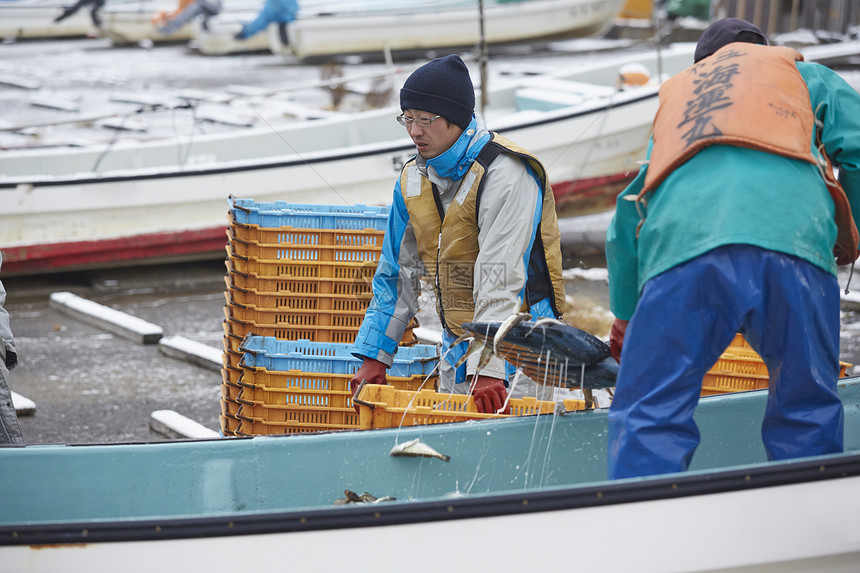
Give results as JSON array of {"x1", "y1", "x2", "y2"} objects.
[
  {"x1": 267, "y1": 0, "x2": 627, "y2": 59},
  {"x1": 97, "y1": 0, "x2": 262, "y2": 43},
  {"x1": 1, "y1": 377, "x2": 860, "y2": 571},
  {"x1": 189, "y1": 0, "x2": 626, "y2": 57},
  {"x1": 0, "y1": 43, "x2": 697, "y2": 275},
  {"x1": 0, "y1": 0, "x2": 101, "y2": 38}
]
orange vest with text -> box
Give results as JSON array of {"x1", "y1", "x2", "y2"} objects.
[{"x1": 640, "y1": 42, "x2": 858, "y2": 264}]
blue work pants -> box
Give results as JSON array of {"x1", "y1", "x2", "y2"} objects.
[{"x1": 608, "y1": 245, "x2": 844, "y2": 479}]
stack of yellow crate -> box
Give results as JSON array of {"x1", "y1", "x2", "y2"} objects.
[
  {"x1": 221, "y1": 199, "x2": 427, "y2": 435},
  {"x1": 225, "y1": 336, "x2": 438, "y2": 435},
  {"x1": 702, "y1": 333, "x2": 850, "y2": 395}
]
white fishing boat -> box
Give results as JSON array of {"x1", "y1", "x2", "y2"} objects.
[
  {"x1": 0, "y1": 0, "x2": 101, "y2": 38},
  {"x1": 0, "y1": 43, "x2": 700, "y2": 274},
  {"x1": 273, "y1": 0, "x2": 627, "y2": 59},
  {"x1": 192, "y1": 0, "x2": 626, "y2": 58},
  {"x1": 97, "y1": 0, "x2": 260, "y2": 43},
  {"x1": 4, "y1": 38, "x2": 859, "y2": 276}
]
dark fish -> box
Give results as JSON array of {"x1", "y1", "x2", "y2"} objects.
[
  {"x1": 334, "y1": 489, "x2": 397, "y2": 505},
  {"x1": 462, "y1": 320, "x2": 618, "y2": 389}
]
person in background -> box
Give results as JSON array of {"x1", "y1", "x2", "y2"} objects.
[
  {"x1": 53, "y1": 0, "x2": 105, "y2": 27},
  {"x1": 349, "y1": 55, "x2": 566, "y2": 414},
  {"x1": 0, "y1": 253, "x2": 23, "y2": 444},
  {"x1": 156, "y1": 0, "x2": 221, "y2": 35},
  {"x1": 605, "y1": 18, "x2": 860, "y2": 479},
  {"x1": 151, "y1": 0, "x2": 194, "y2": 30},
  {"x1": 234, "y1": 0, "x2": 298, "y2": 42}
]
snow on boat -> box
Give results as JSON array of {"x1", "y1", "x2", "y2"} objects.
[
  {"x1": 0, "y1": 43, "x2": 697, "y2": 275},
  {"x1": 1, "y1": 377, "x2": 860, "y2": 571}
]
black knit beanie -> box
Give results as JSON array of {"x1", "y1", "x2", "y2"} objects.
[
  {"x1": 694, "y1": 18, "x2": 768, "y2": 63},
  {"x1": 400, "y1": 55, "x2": 475, "y2": 130}
]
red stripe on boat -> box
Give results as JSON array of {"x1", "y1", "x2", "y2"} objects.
[{"x1": 1, "y1": 227, "x2": 228, "y2": 275}]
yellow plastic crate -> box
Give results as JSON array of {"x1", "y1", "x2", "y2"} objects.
[
  {"x1": 223, "y1": 304, "x2": 363, "y2": 344},
  {"x1": 226, "y1": 246, "x2": 380, "y2": 279},
  {"x1": 225, "y1": 258, "x2": 375, "y2": 299},
  {"x1": 702, "y1": 334, "x2": 851, "y2": 396},
  {"x1": 222, "y1": 305, "x2": 418, "y2": 346},
  {"x1": 227, "y1": 224, "x2": 385, "y2": 262},
  {"x1": 224, "y1": 276, "x2": 372, "y2": 311},
  {"x1": 224, "y1": 292, "x2": 367, "y2": 329},
  {"x1": 221, "y1": 368, "x2": 242, "y2": 402},
  {"x1": 222, "y1": 366, "x2": 436, "y2": 436},
  {"x1": 354, "y1": 384, "x2": 588, "y2": 430}
]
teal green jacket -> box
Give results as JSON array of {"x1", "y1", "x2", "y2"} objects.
[{"x1": 607, "y1": 61, "x2": 860, "y2": 321}]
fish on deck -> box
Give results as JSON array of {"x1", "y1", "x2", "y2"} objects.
[{"x1": 390, "y1": 438, "x2": 451, "y2": 462}]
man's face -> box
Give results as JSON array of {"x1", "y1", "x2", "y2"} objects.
[{"x1": 401, "y1": 109, "x2": 464, "y2": 159}]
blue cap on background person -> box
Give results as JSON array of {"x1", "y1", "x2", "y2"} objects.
[
  {"x1": 694, "y1": 18, "x2": 768, "y2": 63},
  {"x1": 400, "y1": 55, "x2": 475, "y2": 130}
]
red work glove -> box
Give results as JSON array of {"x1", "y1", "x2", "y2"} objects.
[
  {"x1": 350, "y1": 357, "x2": 388, "y2": 412},
  {"x1": 470, "y1": 375, "x2": 510, "y2": 415},
  {"x1": 609, "y1": 318, "x2": 628, "y2": 363}
]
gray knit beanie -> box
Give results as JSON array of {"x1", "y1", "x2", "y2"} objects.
[{"x1": 400, "y1": 55, "x2": 475, "y2": 129}]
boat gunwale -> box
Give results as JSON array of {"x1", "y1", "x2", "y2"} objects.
[{"x1": 2, "y1": 447, "x2": 859, "y2": 547}]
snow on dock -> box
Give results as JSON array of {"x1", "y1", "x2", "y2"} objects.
[
  {"x1": 158, "y1": 335, "x2": 222, "y2": 372},
  {"x1": 49, "y1": 291, "x2": 163, "y2": 344},
  {"x1": 149, "y1": 410, "x2": 219, "y2": 439}
]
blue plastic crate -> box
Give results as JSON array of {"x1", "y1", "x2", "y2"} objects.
[
  {"x1": 230, "y1": 198, "x2": 391, "y2": 231},
  {"x1": 238, "y1": 336, "x2": 438, "y2": 377}
]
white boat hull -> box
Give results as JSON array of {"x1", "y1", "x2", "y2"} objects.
[
  {"x1": 2, "y1": 470, "x2": 860, "y2": 571},
  {"x1": 0, "y1": 45, "x2": 699, "y2": 273},
  {"x1": 272, "y1": 0, "x2": 627, "y2": 58},
  {"x1": 99, "y1": 0, "x2": 194, "y2": 43},
  {"x1": 190, "y1": 13, "x2": 271, "y2": 55},
  {"x1": 0, "y1": 0, "x2": 98, "y2": 38},
  {"x1": 98, "y1": 0, "x2": 262, "y2": 43}
]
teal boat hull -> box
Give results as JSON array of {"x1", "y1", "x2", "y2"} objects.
[{"x1": 1, "y1": 378, "x2": 860, "y2": 559}]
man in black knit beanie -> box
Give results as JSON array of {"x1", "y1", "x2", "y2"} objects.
[{"x1": 351, "y1": 54, "x2": 567, "y2": 414}]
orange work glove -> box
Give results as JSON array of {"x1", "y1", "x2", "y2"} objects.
[
  {"x1": 350, "y1": 357, "x2": 388, "y2": 412},
  {"x1": 471, "y1": 375, "x2": 510, "y2": 415},
  {"x1": 609, "y1": 318, "x2": 629, "y2": 363}
]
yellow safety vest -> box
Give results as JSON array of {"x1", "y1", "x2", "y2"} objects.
[{"x1": 401, "y1": 133, "x2": 567, "y2": 336}]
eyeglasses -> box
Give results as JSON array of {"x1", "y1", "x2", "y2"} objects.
[{"x1": 396, "y1": 114, "x2": 442, "y2": 128}]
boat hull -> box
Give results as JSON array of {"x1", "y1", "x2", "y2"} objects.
[
  {"x1": 4, "y1": 471, "x2": 860, "y2": 572},
  {"x1": 0, "y1": 45, "x2": 699, "y2": 274},
  {"x1": 99, "y1": 3, "x2": 194, "y2": 43},
  {"x1": 0, "y1": 0, "x2": 97, "y2": 38},
  {"x1": 0, "y1": 94, "x2": 653, "y2": 274},
  {"x1": 2, "y1": 378, "x2": 860, "y2": 570},
  {"x1": 272, "y1": 0, "x2": 627, "y2": 58},
  {"x1": 190, "y1": 13, "x2": 271, "y2": 55}
]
